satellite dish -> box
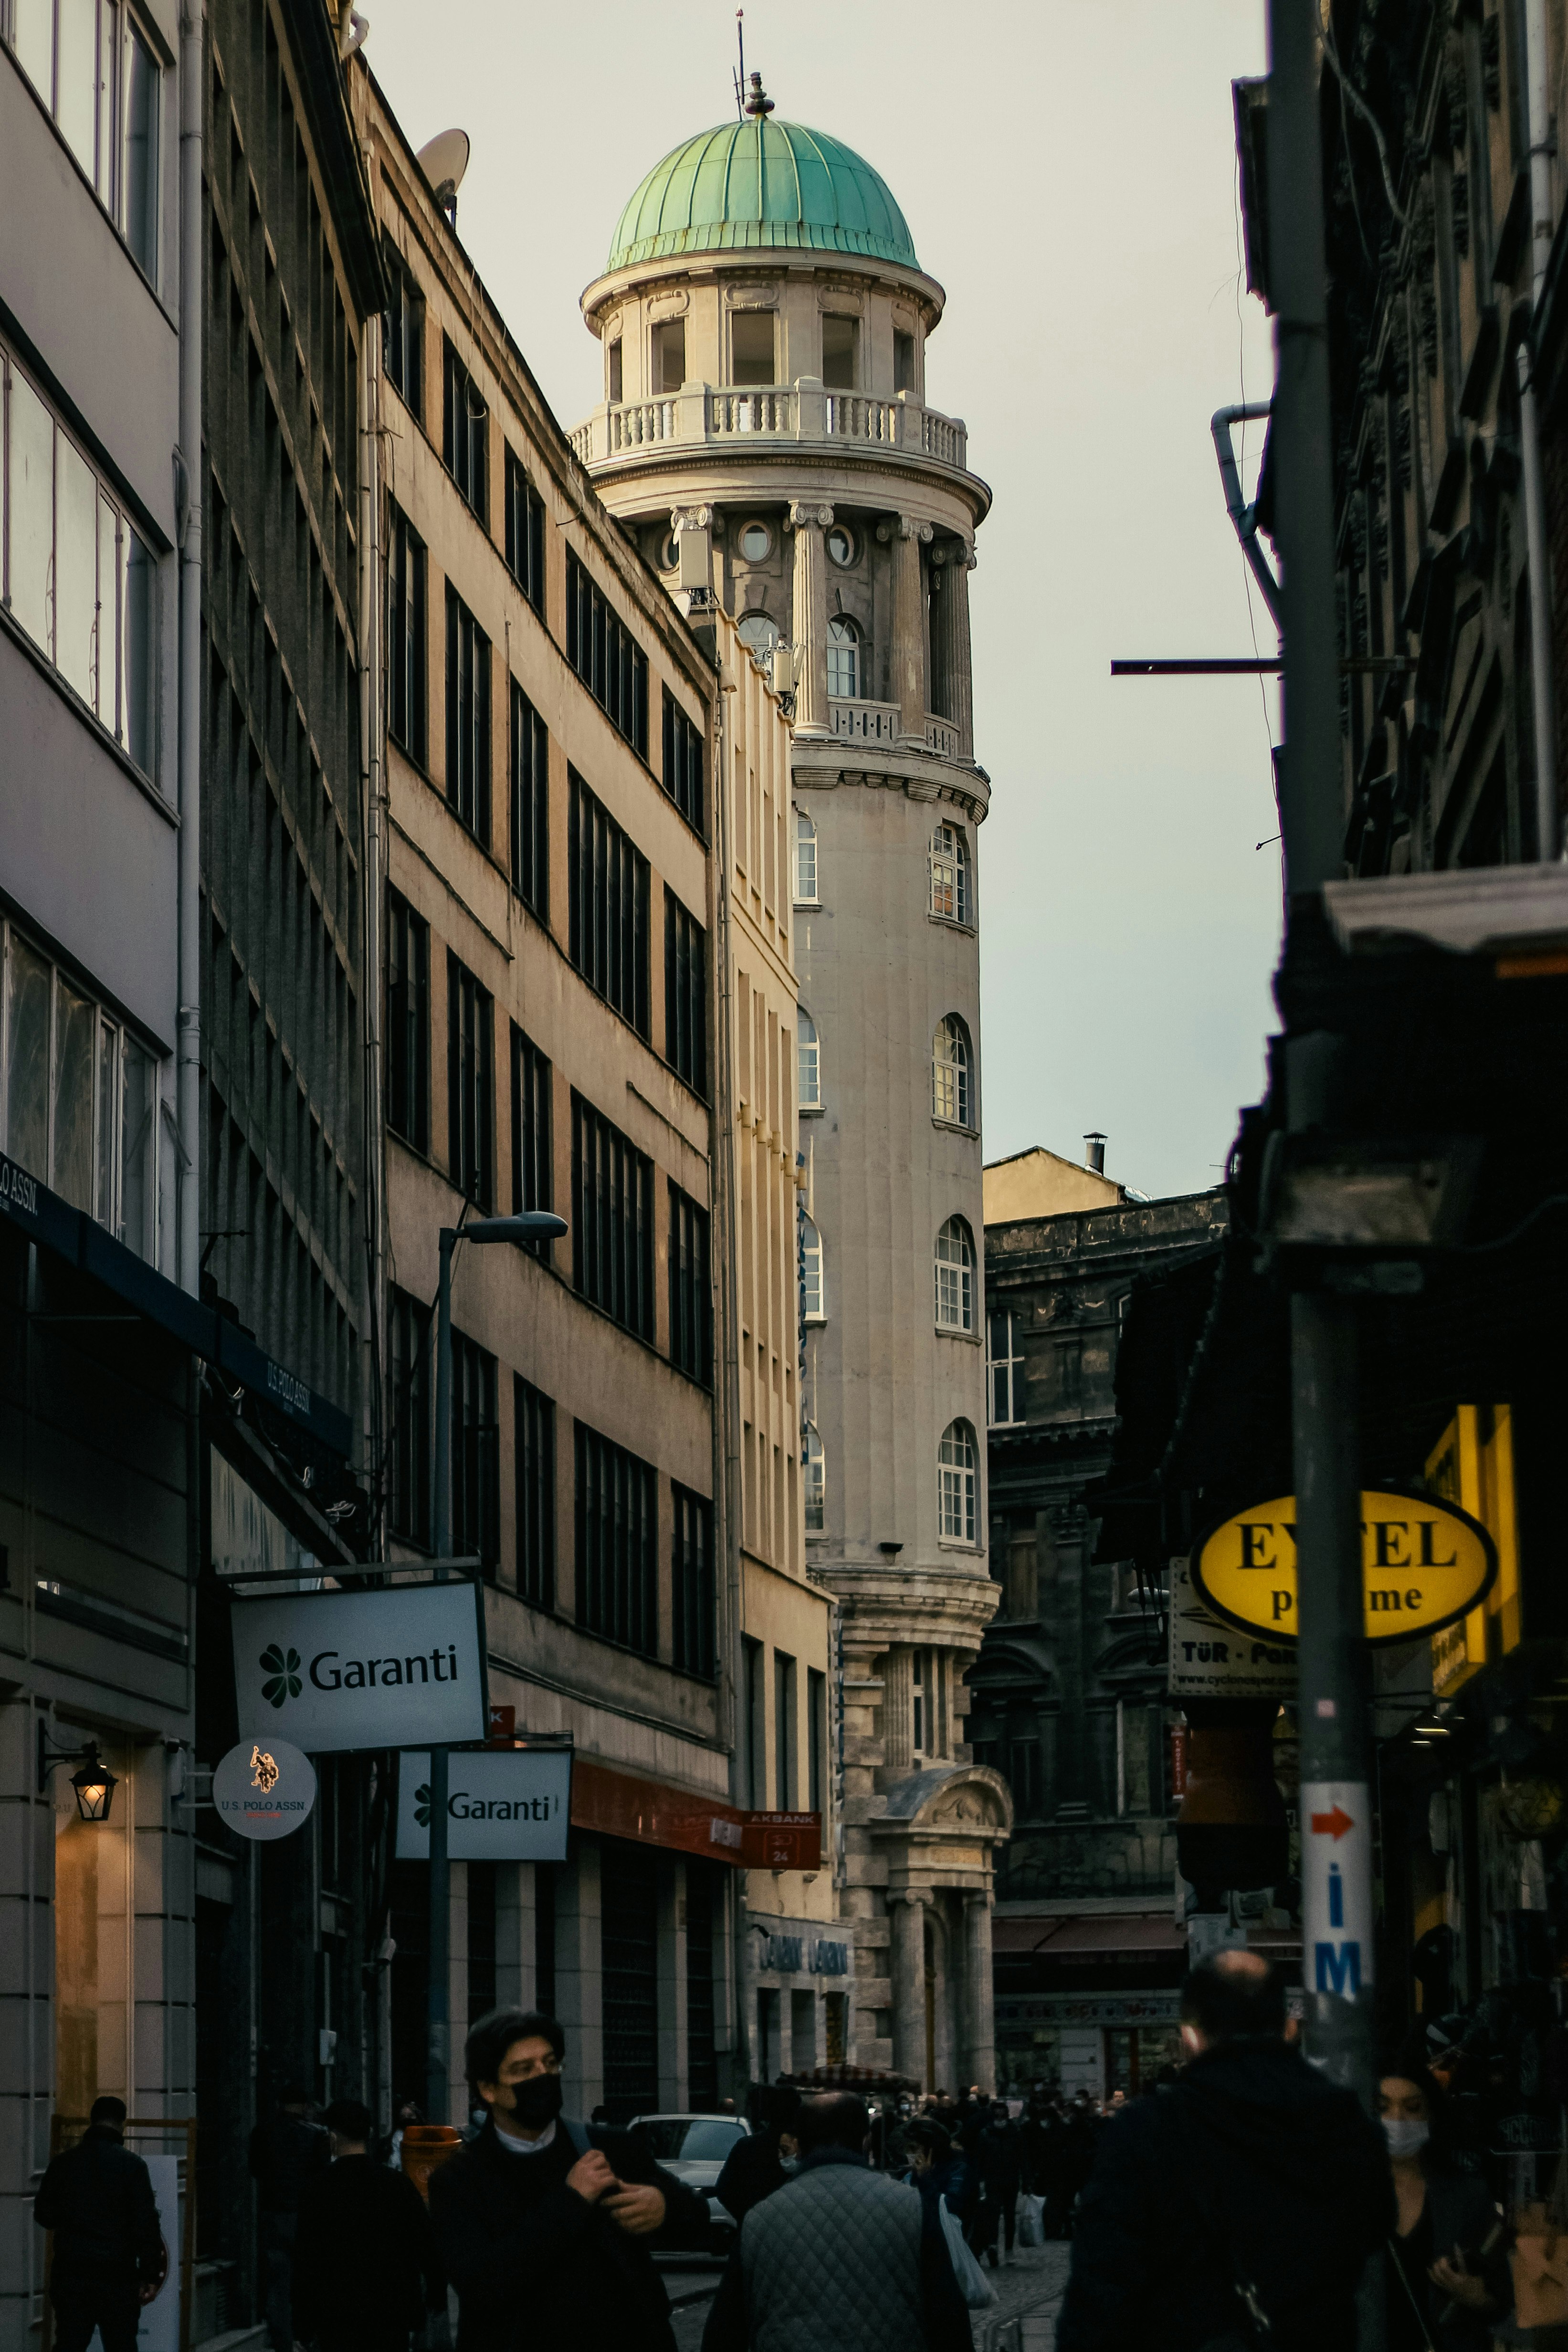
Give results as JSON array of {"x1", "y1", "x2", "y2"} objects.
[{"x1": 416, "y1": 128, "x2": 470, "y2": 221}]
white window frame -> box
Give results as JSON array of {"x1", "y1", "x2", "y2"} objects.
[
  {"x1": 794, "y1": 806, "x2": 819, "y2": 905},
  {"x1": 827, "y1": 615, "x2": 858, "y2": 699},
  {"x1": 929, "y1": 822, "x2": 970, "y2": 924},
  {"x1": 5, "y1": 0, "x2": 161, "y2": 281},
  {"x1": 800, "y1": 1211, "x2": 825, "y2": 1322},
  {"x1": 938, "y1": 1420, "x2": 977, "y2": 1545},
  {"x1": 934, "y1": 1215, "x2": 974, "y2": 1332},
  {"x1": 932, "y1": 1015, "x2": 971, "y2": 1129},
  {"x1": 798, "y1": 1008, "x2": 821, "y2": 1111},
  {"x1": 987, "y1": 1308, "x2": 1023, "y2": 1425}
]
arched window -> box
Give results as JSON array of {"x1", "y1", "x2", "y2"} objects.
[
  {"x1": 798, "y1": 1008, "x2": 821, "y2": 1109},
  {"x1": 803, "y1": 1423, "x2": 825, "y2": 1532},
  {"x1": 938, "y1": 1420, "x2": 978, "y2": 1544},
  {"x1": 929, "y1": 822, "x2": 970, "y2": 923},
  {"x1": 827, "y1": 615, "x2": 859, "y2": 699},
  {"x1": 932, "y1": 1015, "x2": 972, "y2": 1128},
  {"x1": 800, "y1": 1213, "x2": 825, "y2": 1321},
  {"x1": 934, "y1": 1216, "x2": 975, "y2": 1331},
  {"x1": 795, "y1": 808, "x2": 819, "y2": 904},
  {"x1": 738, "y1": 612, "x2": 779, "y2": 664}
]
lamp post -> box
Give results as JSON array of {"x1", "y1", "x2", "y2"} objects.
[{"x1": 425, "y1": 1211, "x2": 567, "y2": 2129}]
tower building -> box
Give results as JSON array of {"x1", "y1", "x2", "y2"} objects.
[{"x1": 575, "y1": 79, "x2": 1010, "y2": 2089}]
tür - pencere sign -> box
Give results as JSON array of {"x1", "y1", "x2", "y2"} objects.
[
  {"x1": 1192, "y1": 1489, "x2": 1497, "y2": 1647},
  {"x1": 230, "y1": 1582, "x2": 488, "y2": 1751}
]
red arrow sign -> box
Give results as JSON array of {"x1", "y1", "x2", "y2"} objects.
[{"x1": 1310, "y1": 1805, "x2": 1354, "y2": 1840}]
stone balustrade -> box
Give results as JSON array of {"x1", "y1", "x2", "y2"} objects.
[
  {"x1": 828, "y1": 700, "x2": 967, "y2": 760},
  {"x1": 570, "y1": 377, "x2": 971, "y2": 476}
]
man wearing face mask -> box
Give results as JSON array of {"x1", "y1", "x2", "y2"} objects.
[
  {"x1": 427, "y1": 2007, "x2": 708, "y2": 2352},
  {"x1": 1056, "y1": 1951, "x2": 1394, "y2": 2352}
]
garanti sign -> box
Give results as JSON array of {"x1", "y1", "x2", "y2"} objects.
[
  {"x1": 231, "y1": 1583, "x2": 488, "y2": 1751},
  {"x1": 1192, "y1": 1490, "x2": 1496, "y2": 1646},
  {"x1": 396, "y1": 1748, "x2": 571, "y2": 1860}
]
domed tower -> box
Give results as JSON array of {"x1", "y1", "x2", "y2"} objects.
[{"x1": 574, "y1": 79, "x2": 1009, "y2": 2090}]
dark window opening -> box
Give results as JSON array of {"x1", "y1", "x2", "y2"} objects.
[
  {"x1": 575, "y1": 1420, "x2": 657, "y2": 1656},
  {"x1": 387, "y1": 891, "x2": 430, "y2": 1153},
  {"x1": 447, "y1": 953, "x2": 494, "y2": 1210},
  {"x1": 571, "y1": 1092, "x2": 654, "y2": 1341},
  {"x1": 668, "y1": 1182, "x2": 712, "y2": 1386},
  {"x1": 510, "y1": 683, "x2": 549, "y2": 915},
  {"x1": 822, "y1": 315, "x2": 857, "y2": 390},
  {"x1": 663, "y1": 890, "x2": 708, "y2": 1097},
  {"x1": 515, "y1": 1374, "x2": 556, "y2": 1609},
  {"x1": 661, "y1": 688, "x2": 705, "y2": 834},
  {"x1": 445, "y1": 586, "x2": 492, "y2": 844},
  {"x1": 450, "y1": 1327, "x2": 499, "y2": 1575},
  {"x1": 568, "y1": 768, "x2": 650, "y2": 1036},
  {"x1": 442, "y1": 336, "x2": 487, "y2": 519},
  {"x1": 504, "y1": 449, "x2": 546, "y2": 613},
  {"x1": 389, "y1": 1285, "x2": 431, "y2": 1546},
  {"x1": 672, "y1": 1484, "x2": 715, "y2": 1677},
  {"x1": 383, "y1": 243, "x2": 424, "y2": 421},
  {"x1": 565, "y1": 552, "x2": 648, "y2": 757}
]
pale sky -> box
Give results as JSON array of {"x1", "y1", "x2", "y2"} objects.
[{"x1": 363, "y1": 0, "x2": 1278, "y2": 1202}]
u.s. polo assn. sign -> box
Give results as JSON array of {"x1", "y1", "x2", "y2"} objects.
[{"x1": 230, "y1": 1582, "x2": 488, "y2": 1751}]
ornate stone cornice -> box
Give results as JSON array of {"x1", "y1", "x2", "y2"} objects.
[
  {"x1": 787, "y1": 500, "x2": 834, "y2": 529},
  {"x1": 790, "y1": 737, "x2": 991, "y2": 823}
]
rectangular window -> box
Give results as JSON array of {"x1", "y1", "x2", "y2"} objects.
[
  {"x1": 389, "y1": 1284, "x2": 431, "y2": 1545},
  {"x1": 672, "y1": 1484, "x2": 715, "y2": 1678},
  {"x1": 652, "y1": 318, "x2": 686, "y2": 394},
  {"x1": 668, "y1": 1182, "x2": 712, "y2": 1386},
  {"x1": 1117, "y1": 1700, "x2": 1154, "y2": 1818},
  {"x1": 894, "y1": 329, "x2": 915, "y2": 395},
  {"x1": 663, "y1": 890, "x2": 707, "y2": 1096},
  {"x1": 1010, "y1": 1738, "x2": 1042, "y2": 1818},
  {"x1": 444, "y1": 585, "x2": 492, "y2": 843},
  {"x1": 743, "y1": 1635, "x2": 765, "y2": 1806},
  {"x1": 504, "y1": 449, "x2": 546, "y2": 613},
  {"x1": 774, "y1": 1650, "x2": 797, "y2": 1809},
  {"x1": 8, "y1": 1, "x2": 159, "y2": 268},
  {"x1": 571, "y1": 1092, "x2": 654, "y2": 1341},
  {"x1": 508, "y1": 1022, "x2": 553, "y2": 1255},
  {"x1": 574, "y1": 1420, "x2": 657, "y2": 1656},
  {"x1": 0, "y1": 921, "x2": 158, "y2": 1254},
  {"x1": 383, "y1": 242, "x2": 424, "y2": 422},
  {"x1": 122, "y1": 15, "x2": 158, "y2": 277},
  {"x1": 822, "y1": 314, "x2": 857, "y2": 390},
  {"x1": 510, "y1": 683, "x2": 548, "y2": 914},
  {"x1": 661, "y1": 688, "x2": 705, "y2": 833},
  {"x1": 515, "y1": 1374, "x2": 555, "y2": 1608},
  {"x1": 565, "y1": 552, "x2": 649, "y2": 757},
  {"x1": 0, "y1": 345, "x2": 157, "y2": 770},
  {"x1": 567, "y1": 768, "x2": 650, "y2": 1035},
  {"x1": 731, "y1": 311, "x2": 776, "y2": 386},
  {"x1": 447, "y1": 953, "x2": 494, "y2": 1209},
  {"x1": 607, "y1": 338, "x2": 623, "y2": 403},
  {"x1": 808, "y1": 1666, "x2": 826, "y2": 1817},
  {"x1": 451, "y1": 1328, "x2": 499, "y2": 1575},
  {"x1": 442, "y1": 336, "x2": 487, "y2": 519},
  {"x1": 386, "y1": 891, "x2": 430, "y2": 1153},
  {"x1": 387, "y1": 506, "x2": 427, "y2": 763},
  {"x1": 987, "y1": 1309, "x2": 1024, "y2": 1426}
]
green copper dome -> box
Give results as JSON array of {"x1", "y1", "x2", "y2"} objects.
[{"x1": 606, "y1": 114, "x2": 919, "y2": 274}]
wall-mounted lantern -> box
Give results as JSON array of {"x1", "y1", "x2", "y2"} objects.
[{"x1": 38, "y1": 1724, "x2": 118, "y2": 1823}]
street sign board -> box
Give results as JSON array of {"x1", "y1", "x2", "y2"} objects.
[
  {"x1": 1302, "y1": 1780, "x2": 1375, "y2": 1998},
  {"x1": 230, "y1": 1582, "x2": 488, "y2": 1751},
  {"x1": 1167, "y1": 1558, "x2": 1295, "y2": 1697},
  {"x1": 211, "y1": 1738, "x2": 316, "y2": 1840},
  {"x1": 395, "y1": 1747, "x2": 572, "y2": 1860},
  {"x1": 1191, "y1": 1490, "x2": 1496, "y2": 1647}
]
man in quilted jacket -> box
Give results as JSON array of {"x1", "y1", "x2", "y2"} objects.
[{"x1": 702, "y1": 2091, "x2": 972, "y2": 2352}]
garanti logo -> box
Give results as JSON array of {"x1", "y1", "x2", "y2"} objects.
[
  {"x1": 413, "y1": 1783, "x2": 433, "y2": 1827},
  {"x1": 259, "y1": 1645, "x2": 303, "y2": 1708}
]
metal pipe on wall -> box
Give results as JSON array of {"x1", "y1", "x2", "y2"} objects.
[{"x1": 176, "y1": 0, "x2": 205, "y2": 1295}]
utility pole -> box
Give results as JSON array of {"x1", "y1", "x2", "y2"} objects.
[
  {"x1": 1266, "y1": 0, "x2": 1381, "y2": 2120},
  {"x1": 426, "y1": 1210, "x2": 566, "y2": 2130}
]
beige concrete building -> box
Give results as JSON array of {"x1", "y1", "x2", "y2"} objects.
[
  {"x1": 574, "y1": 82, "x2": 1009, "y2": 2090},
  {"x1": 356, "y1": 67, "x2": 745, "y2": 2120}
]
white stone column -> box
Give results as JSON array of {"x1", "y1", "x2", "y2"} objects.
[
  {"x1": 930, "y1": 540, "x2": 975, "y2": 759},
  {"x1": 789, "y1": 500, "x2": 833, "y2": 735},
  {"x1": 495, "y1": 1862, "x2": 535, "y2": 2012},
  {"x1": 963, "y1": 1891, "x2": 996, "y2": 2094},
  {"x1": 556, "y1": 1840, "x2": 604, "y2": 2115},
  {"x1": 656, "y1": 1857, "x2": 688, "y2": 2109},
  {"x1": 890, "y1": 1889, "x2": 928, "y2": 2087},
  {"x1": 892, "y1": 514, "x2": 933, "y2": 745}
]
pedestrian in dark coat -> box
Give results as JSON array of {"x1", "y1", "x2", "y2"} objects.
[
  {"x1": 250, "y1": 2087, "x2": 330, "y2": 2352},
  {"x1": 714, "y1": 2087, "x2": 802, "y2": 2225},
  {"x1": 428, "y1": 2006, "x2": 709, "y2": 2352},
  {"x1": 292, "y1": 2101, "x2": 441, "y2": 2352},
  {"x1": 1057, "y1": 1952, "x2": 1395, "y2": 2352},
  {"x1": 974, "y1": 2103, "x2": 1025, "y2": 2266},
  {"x1": 703, "y1": 2093, "x2": 972, "y2": 2352},
  {"x1": 35, "y1": 2098, "x2": 166, "y2": 2352},
  {"x1": 1379, "y1": 2065, "x2": 1510, "y2": 2350}
]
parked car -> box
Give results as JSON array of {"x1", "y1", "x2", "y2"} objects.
[{"x1": 628, "y1": 2113, "x2": 750, "y2": 2254}]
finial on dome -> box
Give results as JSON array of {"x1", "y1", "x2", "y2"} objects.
[{"x1": 744, "y1": 71, "x2": 775, "y2": 117}]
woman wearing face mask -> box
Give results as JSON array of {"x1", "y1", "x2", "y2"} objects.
[{"x1": 1379, "y1": 2065, "x2": 1509, "y2": 2350}]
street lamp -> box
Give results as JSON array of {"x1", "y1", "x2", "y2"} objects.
[
  {"x1": 39, "y1": 1727, "x2": 118, "y2": 1822},
  {"x1": 426, "y1": 1209, "x2": 567, "y2": 2128}
]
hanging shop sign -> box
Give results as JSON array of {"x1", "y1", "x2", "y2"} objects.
[
  {"x1": 211, "y1": 1737, "x2": 317, "y2": 1840},
  {"x1": 230, "y1": 1582, "x2": 488, "y2": 1751},
  {"x1": 1192, "y1": 1491, "x2": 1497, "y2": 1648},
  {"x1": 1167, "y1": 1557, "x2": 1295, "y2": 1698},
  {"x1": 742, "y1": 1812, "x2": 822, "y2": 1870},
  {"x1": 395, "y1": 1747, "x2": 571, "y2": 1860}
]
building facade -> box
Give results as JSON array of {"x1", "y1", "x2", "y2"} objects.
[
  {"x1": 975, "y1": 1150, "x2": 1227, "y2": 2099},
  {"x1": 574, "y1": 79, "x2": 1009, "y2": 2092}
]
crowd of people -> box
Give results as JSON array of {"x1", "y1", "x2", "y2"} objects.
[{"x1": 33, "y1": 1952, "x2": 1531, "y2": 2352}]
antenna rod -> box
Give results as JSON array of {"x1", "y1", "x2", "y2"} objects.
[{"x1": 735, "y1": 9, "x2": 745, "y2": 119}]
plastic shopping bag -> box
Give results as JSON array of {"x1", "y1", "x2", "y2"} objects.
[
  {"x1": 940, "y1": 2196, "x2": 996, "y2": 2311},
  {"x1": 1017, "y1": 2192, "x2": 1045, "y2": 2249}
]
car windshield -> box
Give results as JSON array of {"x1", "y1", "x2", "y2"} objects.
[{"x1": 635, "y1": 2118, "x2": 744, "y2": 2161}]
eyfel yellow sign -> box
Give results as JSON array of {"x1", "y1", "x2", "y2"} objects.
[{"x1": 1192, "y1": 1490, "x2": 1497, "y2": 1648}]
